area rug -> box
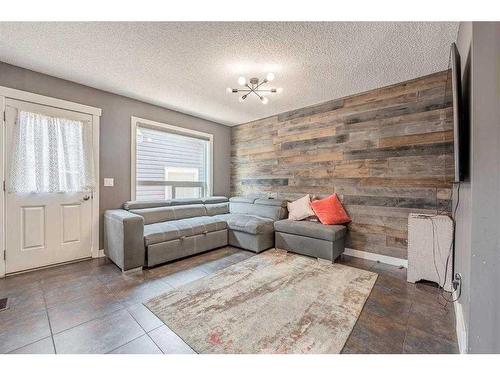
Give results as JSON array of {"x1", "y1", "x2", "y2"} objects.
[{"x1": 145, "y1": 249, "x2": 377, "y2": 354}]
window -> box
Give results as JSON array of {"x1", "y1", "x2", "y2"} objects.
[
  {"x1": 132, "y1": 117, "x2": 212, "y2": 201},
  {"x1": 8, "y1": 110, "x2": 95, "y2": 193}
]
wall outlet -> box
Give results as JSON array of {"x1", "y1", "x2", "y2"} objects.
[
  {"x1": 453, "y1": 273, "x2": 462, "y2": 291},
  {"x1": 103, "y1": 178, "x2": 114, "y2": 187}
]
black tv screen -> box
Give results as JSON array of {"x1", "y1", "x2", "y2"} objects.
[{"x1": 449, "y1": 42, "x2": 464, "y2": 182}]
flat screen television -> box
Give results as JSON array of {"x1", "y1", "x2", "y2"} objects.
[{"x1": 449, "y1": 42, "x2": 464, "y2": 182}]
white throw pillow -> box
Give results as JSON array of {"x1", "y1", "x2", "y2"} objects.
[{"x1": 287, "y1": 194, "x2": 315, "y2": 221}]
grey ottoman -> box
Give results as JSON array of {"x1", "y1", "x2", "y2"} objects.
[{"x1": 274, "y1": 220, "x2": 346, "y2": 262}]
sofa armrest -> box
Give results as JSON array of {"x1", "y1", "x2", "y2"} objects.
[{"x1": 104, "y1": 209, "x2": 145, "y2": 271}]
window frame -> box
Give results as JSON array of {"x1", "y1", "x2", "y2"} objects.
[{"x1": 130, "y1": 116, "x2": 213, "y2": 201}]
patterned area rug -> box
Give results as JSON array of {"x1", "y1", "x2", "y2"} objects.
[{"x1": 145, "y1": 249, "x2": 377, "y2": 354}]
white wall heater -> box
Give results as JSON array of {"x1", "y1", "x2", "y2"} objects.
[{"x1": 407, "y1": 214, "x2": 454, "y2": 292}]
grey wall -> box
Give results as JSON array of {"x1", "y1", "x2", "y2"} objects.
[
  {"x1": 454, "y1": 22, "x2": 500, "y2": 353},
  {"x1": 467, "y1": 22, "x2": 500, "y2": 353},
  {"x1": 0, "y1": 62, "x2": 231, "y2": 248},
  {"x1": 454, "y1": 21, "x2": 472, "y2": 349}
]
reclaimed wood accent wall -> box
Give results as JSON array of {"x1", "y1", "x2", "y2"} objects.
[{"x1": 230, "y1": 71, "x2": 454, "y2": 260}]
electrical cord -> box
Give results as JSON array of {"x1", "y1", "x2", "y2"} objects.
[{"x1": 438, "y1": 181, "x2": 462, "y2": 305}]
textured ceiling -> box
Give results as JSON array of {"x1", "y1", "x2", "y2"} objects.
[{"x1": 0, "y1": 22, "x2": 458, "y2": 126}]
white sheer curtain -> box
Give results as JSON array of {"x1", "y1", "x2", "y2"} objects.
[{"x1": 8, "y1": 110, "x2": 95, "y2": 193}]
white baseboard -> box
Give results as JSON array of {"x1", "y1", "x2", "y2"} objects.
[
  {"x1": 344, "y1": 248, "x2": 408, "y2": 268},
  {"x1": 92, "y1": 248, "x2": 105, "y2": 258},
  {"x1": 454, "y1": 295, "x2": 468, "y2": 354}
]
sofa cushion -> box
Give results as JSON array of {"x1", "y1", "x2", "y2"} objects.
[
  {"x1": 287, "y1": 195, "x2": 315, "y2": 221},
  {"x1": 170, "y1": 198, "x2": 204, "y2": 206},
  {"x1": 274, "y1": 219, "x2": 346, "y2": 242},
  {"x1": 310, "y1": 194, "x2": 351, "y2": 225},
  {"x1": 130, "y1": 204, "x2": 207, "y2": 225},
  {"x1": 144, "y1": 216, "x2": 227, "y2": 246},
  {"x1": 229, "y1": 198, "x2": 288, "y2": 220},
  {"x1": 254, "y1": 198, "x2": 288, "y2": 208},
  {"x1": 214, "y1": 214, "x2": 274, "y2": 235},
  {"x1": 205, "y1": 202, "x2": 230, "y2": 216},
  {"x1": 202, "y1": 196, "x2": 229, "y2": 204},
  {"x1": 229, "y1": 196, "x2": 259, "y2": 204},
  {"x1": 123, "y1": 200, "x2": 172, "y2": 210},
  {"x1": 124, "y1": 197, "x2": 228, "y2": 210}
]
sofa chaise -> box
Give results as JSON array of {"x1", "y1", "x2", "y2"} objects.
[
  {"x1": 104, "y1": 196, "x2": 287, "y2": 272},
  {"x1": 274, "y1": 220, "x2": 346, "y2": 262}
]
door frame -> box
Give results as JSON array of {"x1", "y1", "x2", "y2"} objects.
[{"x1": 0, "y1": 86, "x2": 102, "y2": 277}]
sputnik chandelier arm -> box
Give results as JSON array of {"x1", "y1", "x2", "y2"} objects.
[{"x1": 226, "y1": 73, "x2": 282, "y2": 104}]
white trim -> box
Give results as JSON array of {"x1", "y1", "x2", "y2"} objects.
[
  {"x1": 0, "y1": 95, "x2": 5, "y2": 277},
  {"x1": 344, "y1": 247, "x2": 408, "y2": 268},
  {"x1": 4, "y1": 257, "x2": 92, "y2": 277},
  {"x1": 454, "y1": 297, "x2": 468, "y2": 354},
  {"x1": 122, "y1": 266, "x2": 143, "y2": 275},
  {"x1": 91, "y1": 113, "x2": 100, "y2": 260},
  {"x1": 130, "y1": 117, "x2": 137, "y2": 200},
  {"x1": 0, "y1": 88, "x2": 101, "y2": 277},
  {"x1": 92, "y1": 248, "x2": 106, "y2": 258},
  {"x1": 130, "y1": 116, "x2": 214, "y2": 201},
  {"x1": 0, "y1": 86, "x2": 101, "y2": 116}
]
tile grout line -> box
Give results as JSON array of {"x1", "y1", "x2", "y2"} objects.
[
  {"x1": 41, "y1": 271, "x2": 130, "y2": 337},
  {"x1": 49, "y1": 303, "x2": 128, "y2": 337},
  {"x1": 6, "y1": 335, "x2": 52, "y2": 354},
  {"x1": 41, "y1": 291, "x2": 57, "y2": 354},
  {"x1": 104, "y1": 333, "x2": 150, "y2": 354},
  {"x1": 361, "y1": 257, "x2": 412, "y2": 354},
  {"x1": 125, "y1": 309, "x2": 164, "y2": 354},
  {"x1": 141, "y1": 302, "x2": 199, "y2": 354},
  {"x1": 401, "y1": 300, "x2": 414, "y2": 353},
  {"x1": 38, "y1": 262, "x2": 196, "y2": 344}
]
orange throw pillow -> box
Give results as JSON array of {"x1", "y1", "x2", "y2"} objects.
[{"x1": 310, "y1": 194, "x2": 351, "y2": 225}]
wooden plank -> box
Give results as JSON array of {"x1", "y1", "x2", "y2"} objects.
[
  {"x1": 277, "y1": 99, "x2": 344, "y2": 122},
  {"x1": 343, "y1": 195, "x2": 439, "y2": 210},
  {"x1": 274, "y1": 127, "x2": 337, "y2": 144},
  {"x1": 360, "y1": 177, "x2": 452, "y2": 189},
  {"x1": 278, "y1": 151, "x2": 344, "y2": 165},
  {"x1": 344, "y1": 142, "x2": 453, "y2": 161},
  {"x1": 241, "y1": 178, "x2": 289, "y2": 186},
  {"x1": 281, "y1": 134, "x2": 348, "y2": 151},
  {"x1": 379, "y1": 130, "x2": 454, "y2": 148}
]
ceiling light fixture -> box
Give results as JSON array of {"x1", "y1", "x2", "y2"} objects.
[{"x1": 226, "y1": 74, "x2": 282, "y2": 104}]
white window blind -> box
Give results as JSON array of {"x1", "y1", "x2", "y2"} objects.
[{"x1": 135, "y1": 124, "x2": 210, "y2": 201}]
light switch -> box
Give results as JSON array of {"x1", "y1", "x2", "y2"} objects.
[{"x1": 103, "y1": 178, "x2": 114, "y2": 187}]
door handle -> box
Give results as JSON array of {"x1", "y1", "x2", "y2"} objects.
[{"x1": 82, "y1": 195, "x2": 90, "y2": 201}]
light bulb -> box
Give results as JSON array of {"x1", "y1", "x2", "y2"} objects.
[
  {"x1": 261, "y1": 97, "x2": 269, "y2": 104},
  {"x1": 226, "y1": 87, "x2": 232, "y2": 93},
  {"x1": 238, "y1": 76, "x2": 246, "y2": 86},
  {"x1": 266, "y1": 73, "x2": 275, "y2": 82},
  {"x1": 277, "y1": 87, "x2": 283, "y2": 94}
]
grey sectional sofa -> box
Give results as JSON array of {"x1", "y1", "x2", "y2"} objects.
[
  {"x1": 274, "y1": 220, "x2": 346, "y2": 262},
  {"x1": 104, "y1": 196, "x2": 287, "y2": 272},
  {"x1": 224, "y1": 196, "x2": 287, "y2": 252}
]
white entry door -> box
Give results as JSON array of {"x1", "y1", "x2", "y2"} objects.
[{"x1": 4, "y1": 99, "x2": 95, "y2": 274}]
